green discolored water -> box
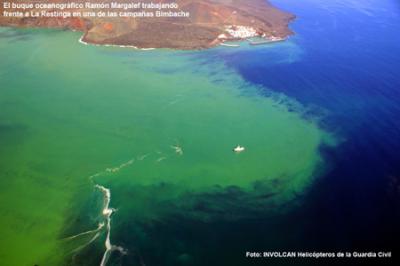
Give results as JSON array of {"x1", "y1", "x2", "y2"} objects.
[{"x1": 0, "y1": 28, "x2": 332, "y2": 265}]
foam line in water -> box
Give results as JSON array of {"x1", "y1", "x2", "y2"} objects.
[
  {"x1": 171, "y1": 145, "x2": 183, "y2": 155},
  {"x1": 137, "y1": 153, "x2": 150, "y2": 161},
  {"x1": 76, "y1": 155, "x2": 152, "y2": 265},
  {"x1": 105, "y1": 158, "x2": 135, "y2": 174},
  {"x1": 88, "y1": 158, "x2": 137, "y2": 180},
  {"x1": 64, "y1": 222, "x2": 104, "y2": 240},
  {"x1": 96, "y1": 185, "x2": 127, "y2": 266},
  {"x1": 71, "y1": 232, "x2": 101, "y2": 254},
  {"x1": 156, "y1": 157, "x2": 167, "y2": 163}
]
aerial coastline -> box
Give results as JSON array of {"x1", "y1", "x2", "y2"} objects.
[{"x1": 0, "y1": 0, "x2": 295, "y2": 49}]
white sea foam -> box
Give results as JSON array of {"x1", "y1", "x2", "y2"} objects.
[
  {"x1": 74, "y1": 155, "x2": 152, "y2": 265},
  {"x1": 64, "y1": 222, "x2": 104, "y2": 240},
  {"x1": 156, "y1": 156, "x2": 167, "y2": 163},
  {"x1": 89, "y1": 172, "x2": 102, "y2": 179},
  {"x1": 137, "y1": 153, "x2": 150, "y2": 161},
  {"x1": 171, "y1": 145, "x2": 183, "y2": 155},
  {"x1": 79, "y1": 35, "x2": 155, "y2": 50},
  {"x1": 78, "y1": 36, "x2": 88, "y2": 46},
  {"x1": 71, "y1": 232, "x2": 101, "y2": 254},
  {"x1": 96, "y1": 184, "x2": 127, "y2": 266},
  {"x1": 105, "y1": 158, "x2": 135, "y2": 174}
]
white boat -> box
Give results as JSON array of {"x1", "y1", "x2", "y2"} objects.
[{"x1": 233, "y1": 145, "x2": 245, "y2": 153}]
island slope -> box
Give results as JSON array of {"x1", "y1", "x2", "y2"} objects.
[{"x1": 0, "y1": 0, "x2": 295, "y2": 49}]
